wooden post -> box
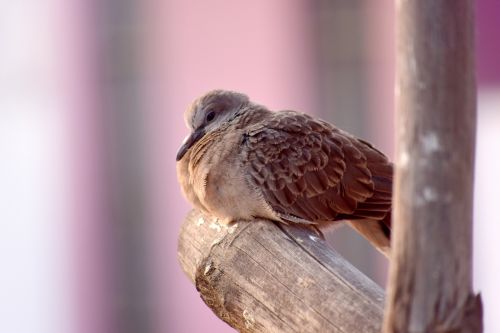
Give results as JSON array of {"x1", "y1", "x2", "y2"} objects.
[
  {"x1": 178, "y1": 210, "x2": 384, "y2": 333},
  {"x1": 384, "y1": 1, "x2": 482, "y2": 332}
]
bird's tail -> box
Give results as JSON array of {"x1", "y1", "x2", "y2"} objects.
[{"x1": 347, "y1": 214, "x2": 391, "y2": 258}]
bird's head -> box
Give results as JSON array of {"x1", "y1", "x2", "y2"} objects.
[{"x1": 176, "y1": 90, "x2": 250, "y2": 161}]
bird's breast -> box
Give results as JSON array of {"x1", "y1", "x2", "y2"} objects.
[{"x1": 177, "y1": 128, "x2": 277, "y2": 223}]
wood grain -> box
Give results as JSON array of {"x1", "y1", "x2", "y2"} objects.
[
  {"x1": 384, "y1": 1, "x2": 482, "y2": 332},
  {"x1": 178, "y1": 210, "x2": 384, "y2": 333}
]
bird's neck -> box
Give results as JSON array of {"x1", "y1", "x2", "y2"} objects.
[
  {"x1": 187, "y1": 106, "x2": 271, "y2": 170},
  {"x1": 230, "y1": 105, "x2": 271, "y2": 129}
]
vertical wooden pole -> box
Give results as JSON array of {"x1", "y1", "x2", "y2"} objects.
[{"x1": 384, "y1": 1, "x2": 482, "y2": 332}]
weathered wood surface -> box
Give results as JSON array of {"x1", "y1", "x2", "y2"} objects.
[
  {"x1": 384, "y1": 1, "x2": 482, "y2": 332},
  {"x1": 178, "y1": 210, "x2": 384, "y2": 333}
]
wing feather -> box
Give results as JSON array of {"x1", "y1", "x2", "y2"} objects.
[{"x1": 243, "y1": 111, "x2": 393, "y2": 226}]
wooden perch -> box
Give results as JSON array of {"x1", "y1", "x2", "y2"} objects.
[
  {"x1": 384, "y1": 1, "x2": 482, "y2": 332},
  {"x1": 178, "y1": 210, "x2": 384, "y2": 333}
]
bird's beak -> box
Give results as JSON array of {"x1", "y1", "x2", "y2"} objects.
[{"x1": 176, "y1": 128, "x2": 205, "y2": 161}]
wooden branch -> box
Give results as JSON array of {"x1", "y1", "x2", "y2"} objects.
[
  {"x1": 384, "y1": 1, "x2": 482, "y2": 332},
  {"x1": 178, "y1": 210, "x2": 384, "y2": 333}
]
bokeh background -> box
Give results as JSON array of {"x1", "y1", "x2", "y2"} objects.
[{"x1": 1, "y1": 1, "x2": 499, "y2": 332}]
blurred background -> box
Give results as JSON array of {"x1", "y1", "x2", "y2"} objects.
[{"x1": 0, "y1": 1, "x2": 498, "y2": 332}]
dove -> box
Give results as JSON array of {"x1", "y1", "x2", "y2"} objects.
[{"x1": 176, "y1": 90, "x2": 393, "y2": 256}]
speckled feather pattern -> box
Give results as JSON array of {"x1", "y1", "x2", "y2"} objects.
[{"x1": 241, "y1": 111, "x2": 393, "y2": 226}]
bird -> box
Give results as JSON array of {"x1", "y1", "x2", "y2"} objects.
[{"x1": 176, "y1": 90, "x2": 393, "y2": 256}]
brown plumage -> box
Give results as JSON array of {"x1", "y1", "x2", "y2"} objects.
[{"x1": 176, "y1": 90, "x2": 393, "y2": 256}]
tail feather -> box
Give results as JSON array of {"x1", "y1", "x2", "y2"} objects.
[{"x1": 347, "y1": 218, "x2": 391, "y2": 257}]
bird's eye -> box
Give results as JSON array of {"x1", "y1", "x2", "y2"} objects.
[{"x1": 206, "y1": 111, "x2": 215, "y2": 122}]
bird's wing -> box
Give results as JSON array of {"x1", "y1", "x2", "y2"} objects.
[{"x1": 242, "y1": 111, "x2": 393, "y2": 226}]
